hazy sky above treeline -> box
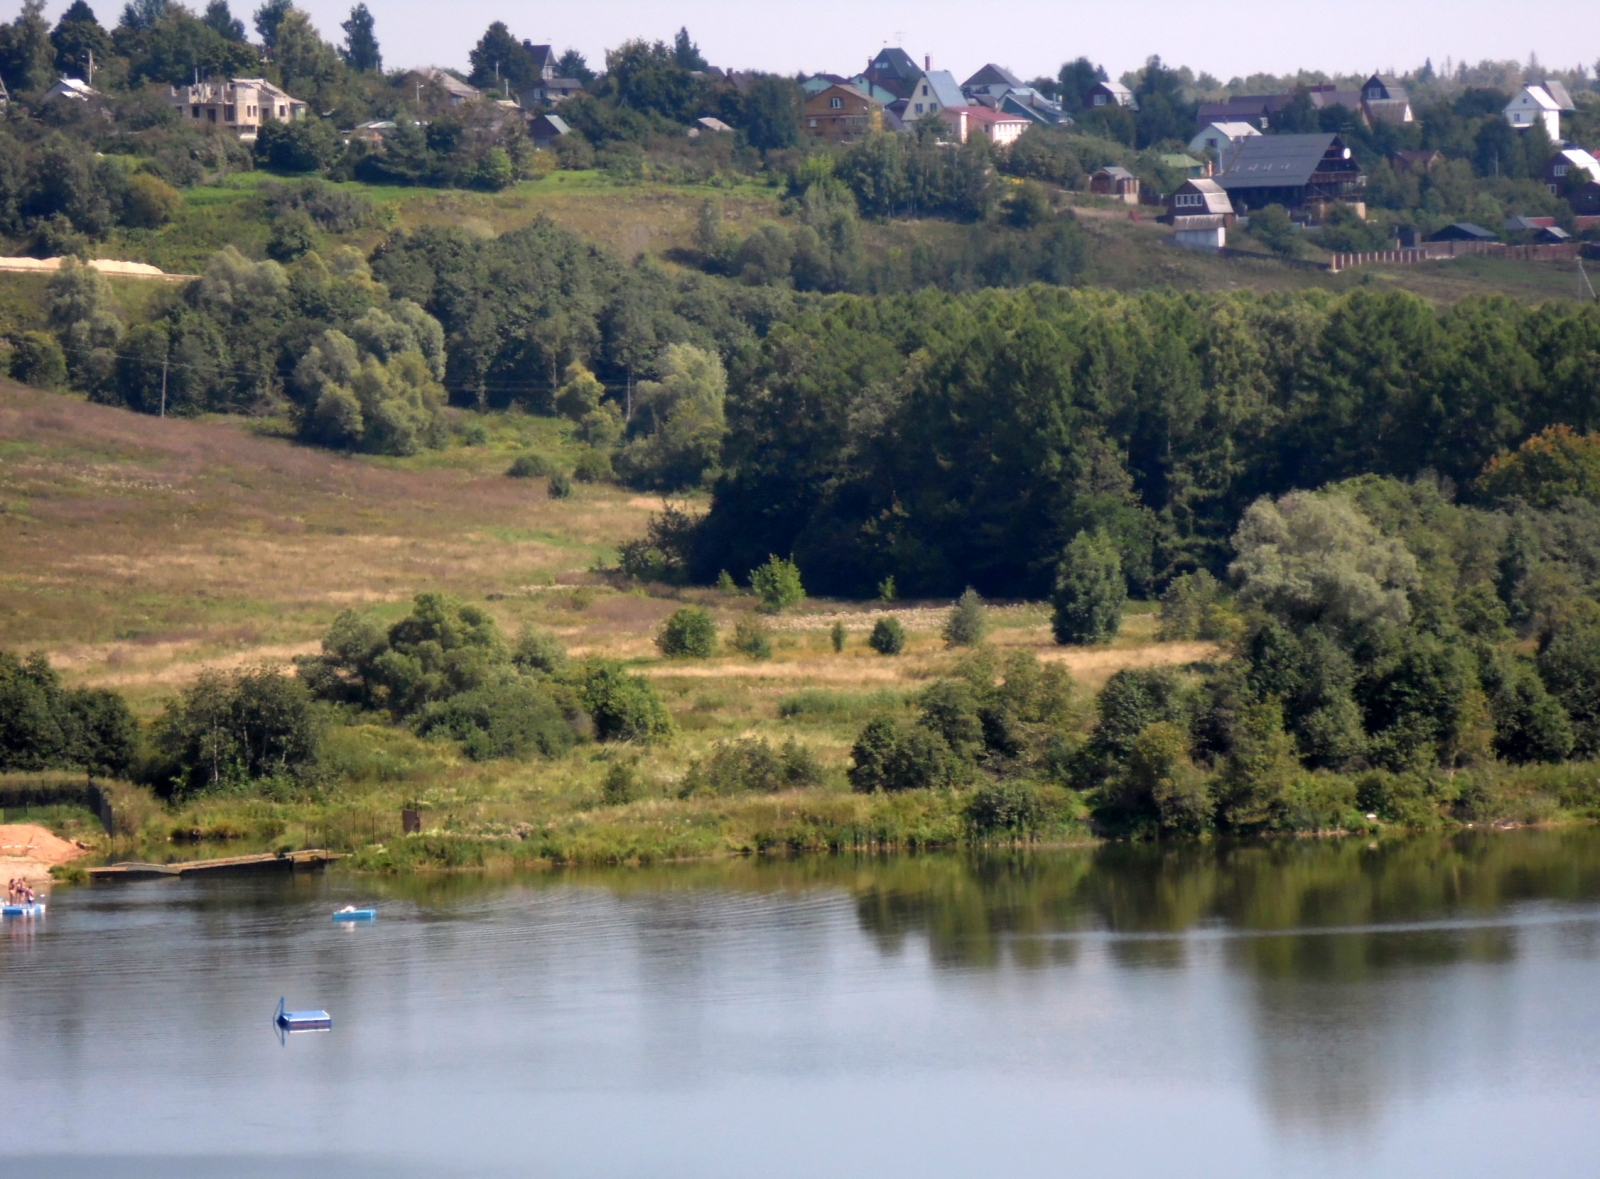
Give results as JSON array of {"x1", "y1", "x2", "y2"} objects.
[{"x1": 279, "y1": 0, "x2": 1598, "y2": 83}]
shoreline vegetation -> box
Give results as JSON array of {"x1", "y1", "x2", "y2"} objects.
[{"x1": 12, "y1": 388, "x2": 1600, "y2": 874}]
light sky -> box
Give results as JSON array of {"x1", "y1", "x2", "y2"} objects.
[{"x1": 275, "y1": 0, "x2": 1599, "y2": 83}]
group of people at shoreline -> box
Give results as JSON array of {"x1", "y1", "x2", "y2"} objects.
[{"x1": 6, "y1": 878, "x2": 37, "y2": 906}]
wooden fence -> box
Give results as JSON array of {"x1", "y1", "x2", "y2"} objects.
[{"x1": 1328, "y1": 240, "x2": 1585, "y2": 273}]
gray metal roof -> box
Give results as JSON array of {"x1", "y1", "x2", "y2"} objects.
[
  {"x1": 1542, "y1": 80, "x2": 1576, "y2": 111},
  {"x1": 963, "y1": 63, "x2": 1022, "y2": 89},
  {"x1": 1216, "y1": 133, "x2": 1343, "y2": 189},
  {"x1": 925, "y1": 70, "x2": 965, "y2": 109}
]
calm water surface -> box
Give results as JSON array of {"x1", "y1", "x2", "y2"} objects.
[{"x1": 5, "y1": 830, "x2": 1600, "y2": 1177}]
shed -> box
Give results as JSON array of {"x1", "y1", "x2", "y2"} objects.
[
  {"x1": 1089, "y1": 165, "x2": 1140, "y2": 203},
  {"x1": 529, "y1": 114, "x2": 571, "y2": 147},
  {"x1": 1427, "y1": 222, "x2": 1498, "y2": 243}
]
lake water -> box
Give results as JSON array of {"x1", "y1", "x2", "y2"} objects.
[{"x1": 5, "y1": 830, "x2": 1600, "y2": 1178}]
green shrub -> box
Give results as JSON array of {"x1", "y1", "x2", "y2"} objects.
[
  {"x1": 507, "y1": 453, "x2": 551, "y2": 478},
  {"x1": 548, "y1": 471, "x2": 573, "y2": 499},
  {"x1": 943, "y1": 587, "x2": 989, "y2": 647},
  {"x1": 657, "y1": 607, "x2": 719, "y2": 658},
  {"x1": 413, "y1": 680, "x2": 576, "y2": 761},
  {"x1": 601, "y1": 761, "x2": 641, "y2": 804},
  {"x1": 123, "y1": 173, "x2": 182, "y2": 229},
  {"x1": 1053, "y1": 531, "x2": 1124, "y2": 645},
  {"x1": 750, "y1": 555, "x2": 805, "y2": 613},
  {"x1": 573, "y1": 660, "x2": 673, "y2": 742},
  {"x1": 512, "y1": 626, "x2": 568, "y2": 675},
  {"x1": 681, "y1": 736, "x2": 824, "y2": 797},
  {"x1": 967, "y1": 779, "x2": 1044, "y2": 834},
  {"x1": 151, "y1": 665, "x2": 323, "y2": 800},
  {"x1": 878, "y1": 576, "x2": 897, "y2": 602},
  {"x1": 869, "y1": 617, "x2": 906, "y2": 655},
  {"x1": 573, "y1": 448, "x2": 614, "y2": 482},
  {"x1": 10, "y1": 331, "x2": 66, "y2": 390},
  {"x1": 731, "y1": 616, "x2": 772, "y2": 659},
  {"x1": 848, "y1": 717, "x2": 963, "y2": 792},
  {"x1": 831, "y1": 620, "x2": 847, "y2": 652}
]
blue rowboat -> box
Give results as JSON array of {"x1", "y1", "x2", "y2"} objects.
[
  {"x1": 332, "y1": 906, "x2": 376, "y2": 922},
  {"x1": 275, "y1": 997, "x2": 331, "y2": 1031},
  {"x1": 1, "y1": 903, "x2": 45, "y2": 917}
]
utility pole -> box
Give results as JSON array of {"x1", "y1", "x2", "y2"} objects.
[
  {"x1": 159, "y1": 356, "x2": 168, "y2": 418},
  {"x1": 86, "y1": 48, "x2": 94, "y2": 86}
]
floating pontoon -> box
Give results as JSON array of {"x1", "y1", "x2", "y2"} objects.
[
  {"x1": 332, "y1": 906, "x2": 376, "y2": 922},
  {"x1": 275, "y1": 997, "x2": 332, "y2": 1031},
  {"x1": 2, "y1": 903, "x2": 45, "y2": 917}
]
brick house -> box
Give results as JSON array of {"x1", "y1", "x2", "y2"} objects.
[{"x1": 167, "y1": 78, "x2": 307, "y2": 140}]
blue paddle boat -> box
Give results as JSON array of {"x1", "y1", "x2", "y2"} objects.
[
  {"x1": 332, "y1": 906, "x2": 376, "y2": 922},
  {"x1": 275, "y1": 997, "x2": 331, "y2": 1031},
  {"x1": 1, "y1": 902, "x2": 45, "y2": 918}
]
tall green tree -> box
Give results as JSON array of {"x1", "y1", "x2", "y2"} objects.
[
  {"x1": 0, "y1": 0, "x2": 58, "y2": 93},
  {"x1": 671, "y1": 26, "x2": 706, "y2": 71},
  {"x1": 201, "y1": 0, "x2": 246, "y2": 40},
  {"x1": 51, "y1": 1, "x2": 111, "y2": 80},
  {"x1": 1052, "y1": 531, "x2": 1125, "y2": 644},
  {"x1": 338, "y1": 2, "x2": 378, "y2": 71},
  {"x1": 252, "y1": 0, "x2": 290, "y2": 49}
]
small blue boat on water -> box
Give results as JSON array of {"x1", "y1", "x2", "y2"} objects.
[
  {"x1": 332, "y1": 906, "x2": 376, "y2": 922},
  {"x1": 275, "y1": 997, "x2": 331, "y2": 1031},
  {"x1": 2, "y1": 903, "x2": 45, "y2": 918}
]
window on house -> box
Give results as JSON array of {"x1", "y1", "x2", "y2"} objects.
[
  {"x1": 1555, "y1": 164, "x2": 1568, "y2": 176},
  {"x1": 1093, "y1": 94, "x2": 1106, "y2": 106},
  {"x1": 830, "y1": 97, "x2": 842, "y2": 109},
  {"x1": 207, "y1": 108, "x2": 216, "y2": 122},
  {"x1": 224, "y1": 105, "x2": 235, "y2": 121},
  {"x1": 191, "y1": 105, "x2": 199, "y2": 118},
  {"x1": 1550, "y1": 184, "x2": 1560, "y2": 194},
  {"x1": 915, "y1": 103, "x2": 923, "y2": 113}
]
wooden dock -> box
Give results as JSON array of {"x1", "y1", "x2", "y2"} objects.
[{"x1": 88, "y1": 849, "x2": 339, "y2": 881}]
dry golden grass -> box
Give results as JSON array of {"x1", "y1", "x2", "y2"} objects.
[{"x1": 0, "y1": 383, "x2": 1222, "y2": 728}]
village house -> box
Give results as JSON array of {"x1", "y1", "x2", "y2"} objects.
[
  {"x1": 1089, "y1": 165, "x2": 1140, "y2": 203},
  {"x1": 1214, "y1": 133, "x2": 1364, "y2": 213},
  {"x1": 940, "y1": 104, "x2": 1030, "y2": 145},
  {"x1": 1360, "y1": 74, "x2": 1413, "y2": 125},
  {"x1": 518, "y1": 44, "x2": 584, "y2": 105},
  {"x1": 402, "y1": 68, "x2": 481, "y2": 108},
  {"x1": 43, "y1": 76, "x2": 99, "y2": 103},
  {"x1": 1544, "y1": 147, "x2": 1600, "y2": 196},
  {"x1": 860, "y1": 47, "x2": 927, "y2": 101},
  {"x1": 1505, "y1": 85, "x2": 1562, "y2": 139},
  {"x1": 803, "y1": 83, "x2": 883, "y2": 143},
  {"x1": 1165, "y1": 178, "x2": 1235, "y2": 220},
  {"x1": 1189, "y1": 120, "x2": 1260, "y2": 161},
  {"x1": 167, "y1": 77, "x2": 306, "y2": 139},
  {"x1": 961, "y1": 64, "x2": 1068, "y2": 126},
  {"x1": 1088, "y1": 80, "x2": 1137, "y2": 110},
  {"x1": 1164, "y1": 179, "x2": 1234, "y2": 251},
  {"x1": 1392, "y1": 149, "x2": 1444, "y2": 174},
  {"x1": 895, "y1": 69, "x2": 964, "y2": 123}
]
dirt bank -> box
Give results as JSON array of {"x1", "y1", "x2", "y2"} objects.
[{"x1": 0, "y1": 824, "x2": 90, "y2": 889}]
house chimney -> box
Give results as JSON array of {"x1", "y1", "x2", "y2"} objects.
[{"x1": 925, "y1": 55, "x2": 931, "y2": 71}]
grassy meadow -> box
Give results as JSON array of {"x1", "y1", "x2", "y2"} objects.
[
  {"x1": 14, "y1": 165, "x2": 1583, "y2": 306},
  {"x1": 0, "y1": 380, "x2": 1222, "y2": 869}
]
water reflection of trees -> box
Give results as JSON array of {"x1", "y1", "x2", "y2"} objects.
[
  {"x1": 844, "y1": 829, "x2": 1600, "y2": 976},
  {"x1": 845, "y1": 829, "x2": 1600, "y2": 1137}
]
